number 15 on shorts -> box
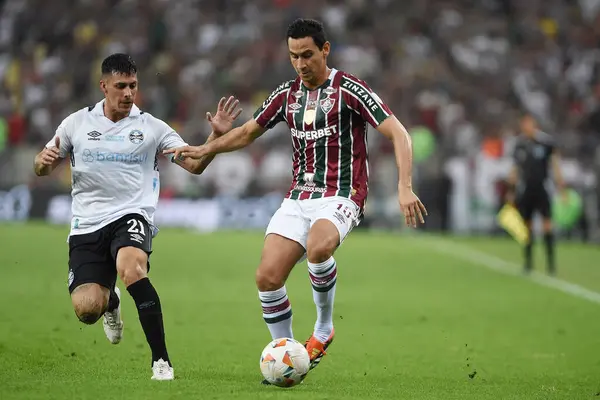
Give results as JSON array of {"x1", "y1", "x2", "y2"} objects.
[{"x1": 337, "y1": 203, "x2": 354, "y2": 219}]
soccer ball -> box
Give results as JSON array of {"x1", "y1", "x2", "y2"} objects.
[{"x1": 259, "y1": 338, "x2": 310, "y2": 387}]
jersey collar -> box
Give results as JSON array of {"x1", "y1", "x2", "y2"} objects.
[
  {"x1": 301, "y1": 68, "x2": 338, "y2": 91},
  {"x1": 91, "y1": 100, "x2": 142, "y2": 118}
]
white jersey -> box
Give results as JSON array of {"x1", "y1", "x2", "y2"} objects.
[{"x1": 45, "y1": 100, "x2": 187, "y2": 238}]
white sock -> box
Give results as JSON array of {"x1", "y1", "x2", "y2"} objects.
[
  {"x1": 258, "y1": 286, "x2": 293, "y2": 340},
  {"x1": 307, "y1": 257, "x2": 337, "y2": 343}
]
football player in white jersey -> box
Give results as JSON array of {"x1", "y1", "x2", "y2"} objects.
[{"x1": 33, "y1": 53, "x2": 242, "y2": 380}]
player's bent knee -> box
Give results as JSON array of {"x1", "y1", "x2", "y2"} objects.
[
  {"x1": 77, "y1": 310, "x2": 103, "y2": 324},
  {"x1": 306, "y1": 243, "x2": 335, "y2": 264},
  {"x1": 306, "y1": 220, "x2": 339, "y2": 263},
  {"x1": 117, "y1": 263, "x2": 147, "y2": 287},
  {"x1": 116, "y1": 247, "x2": 148, "y2": 286},
  {"x1": 306, "y1": 233, "x2": 337, "y2": 263},
  {"x1": 71, "y1": 284, "x2": 108, "y2": 325},
  {"x1": 255, "y1": 267, "x2": 285, "y2": 292}
]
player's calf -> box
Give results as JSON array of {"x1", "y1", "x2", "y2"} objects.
[
  {"x1": 542, "y1": 218, "x2": 556, "y2": 275},
  {"x1": 256, "y1": 270, "x2": 294, "y2": 341},
  {"x1": 307, "y1": 257, "x2": 337, "y2": 342},
  {"x1": 116, "y1": 246, "x2": 172, "y2": 374},
  {"x1": 71, "y1": 283, "x2": 109, "y2": 325},
  {"x1": 304, "y1": 219, "x2": 341, "y2": 369},
  {"x1": 523, "y1": 220, "x2": 534, "y2": 273},
  {"x1": 256, "y1": 234, "x2": 305, "y2": 341}
]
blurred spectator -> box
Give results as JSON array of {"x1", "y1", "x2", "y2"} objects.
[{"x1": 1, "y1": 0, "x2": 600, "y2": 237}]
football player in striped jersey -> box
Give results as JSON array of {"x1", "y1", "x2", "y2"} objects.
[{"x1": 165, "y1": 18, "x2": 426, "y2": 378}]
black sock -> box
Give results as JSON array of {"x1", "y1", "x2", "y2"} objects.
[
  {"x1": 544, "y1": 232, "x2": 555, "y2": 273},
  {"x1": 107, "y1": 288, "x2": 120, "y2": 312},
  {"x1": 127, "y1": 278, "x2": 171, "y2": 366},
  {"x1": 524, "y1": 233, "x2": 533, "y2": 271}
]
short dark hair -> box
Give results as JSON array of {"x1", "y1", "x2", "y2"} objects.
[
  {"x1": 286, "y1": 18, "x2": 327, "y2": 50},
  {"x1": 101, "y1": 53, "x2": 137, "y2": 76}
]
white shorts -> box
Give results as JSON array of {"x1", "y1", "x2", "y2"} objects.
[{"x1": 265, "y1": 196, "x2": 361, "y2": 262}]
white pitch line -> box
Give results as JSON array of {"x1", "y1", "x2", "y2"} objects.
[{"x1": 421, "y1": 237, "x2": 600, "y2": 305}]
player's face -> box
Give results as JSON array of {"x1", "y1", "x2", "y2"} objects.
[
  {"x1": 520, "y1": 115, "x2": 537, "y2": 137},
  {"x1": 288, "y1": 37, "x2": 330, "y2": 85},
  {"x1": 101, "y1": 73, "x2": 138, "y2": 115}
]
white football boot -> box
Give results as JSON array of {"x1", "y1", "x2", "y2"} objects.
[
  {"x1": 103, "y1": 287, "x2": 124, "y2": 344},
  {"x1": 151, "y1": 359, "x2": 174, "y2": 381}
]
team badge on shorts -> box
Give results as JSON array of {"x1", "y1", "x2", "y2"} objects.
[{"x1": 68, "y1": 269, "x2": 74, "y2": 286}]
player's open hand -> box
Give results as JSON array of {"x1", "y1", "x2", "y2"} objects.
[
  {"x1": 208, "y1": 96, "x2": 242, "y2": 136},
  {"x1": 36, "y1": 136, "x2": 61, "y2": 165},
  {"x1": 164, "y1": 145, "x2": 210, "y2": 161},
  {"x1": 398, "y1": 186, "x2": 427, "y2": 228}
]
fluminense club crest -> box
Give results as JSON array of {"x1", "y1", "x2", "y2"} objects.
[{"x1": 319, "y1": 98, "x2": 335, "y2": 114}]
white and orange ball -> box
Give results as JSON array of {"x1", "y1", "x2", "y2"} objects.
[{"x1": 259, "y1": 338, "x2": 310, "y2": 387}]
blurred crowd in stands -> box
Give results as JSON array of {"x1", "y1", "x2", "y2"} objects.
[{"x1": 1, "y1": 0, "x2": 599, "y2": 235}]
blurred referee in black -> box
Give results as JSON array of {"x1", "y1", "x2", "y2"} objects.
[{"x1": 506, "y1": 113, "x2": 566, "y2": 276}]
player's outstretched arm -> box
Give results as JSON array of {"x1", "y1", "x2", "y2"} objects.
[
  {"x1": 172, "y1": 131, "x2": 221, "y2": 174},
  {"x1": 377, "y1": 116, "x2": 427, "y2": 227},
  {"x1": 169, "y1": 96, "x2": 244, "y2": 174},
  {"x1": 164, "y1": 118, "x2": 266, "y2": 161},
  {"x1": 34, "y1": 136, "x2": 64, "y2": 176}
]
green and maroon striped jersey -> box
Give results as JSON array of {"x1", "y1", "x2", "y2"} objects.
[{"x1": 253, "y1": 69, "x2": 392, "y2": 210}]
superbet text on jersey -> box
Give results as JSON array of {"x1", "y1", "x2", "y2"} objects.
[{"x1": 253, "y1": 69, "x2": 392, "y2": 210}]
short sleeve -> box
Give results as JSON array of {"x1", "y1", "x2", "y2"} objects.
[
  {"x1": 253, "y1": 81, "x2": 292, "y2": 130},
  {"x1": 46, "y1": 113, "x2": 75, "y2": 158},
  {"x1": 340, "y1": 74, "x2": 392, "y2": 128},
  {"x1": 151, "y1": 116, "x2": 188, "y2": 152}
]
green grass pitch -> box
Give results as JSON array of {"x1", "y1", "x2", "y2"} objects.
[{"x1": 0, "y1": 223, "x2": 599, "y2": 399}]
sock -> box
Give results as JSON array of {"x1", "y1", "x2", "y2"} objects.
[
  {"x1": 106, "y1": 288, "x2": 120, "y2": 312},
  {"x1": 259, "y1": 286, "x2": 293, "y2": 340},
  {"x1": 127, "y1": 278, "x2": 171, "y2": 366},
  {"x1": 544, "y1": 232, "x2": 555, "y2": 273},
  {"x1": 307, "y1": 257, "x2": 337, "y2": 343},
  {"x1": 524, "y1": 232, "x2": 533, "y2": 272}
]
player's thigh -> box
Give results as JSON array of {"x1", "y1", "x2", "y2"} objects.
[
  {"x1": 110, "y1": 214, "x2": 152, "y2": 285},
  {"x1": 265, "y1": 200, "x2": 310, "y2": 251},
  {"x1": 68, "y1": 230, "x2": 113, "y2": 319},
  {"x1": 68, "y1": 230, "x2": 116, "y2": 296},
  {"x1": 307, "y1": 197, "x2": 360, "y2": 257},
  {"x1": 259, "y1": 201, "x2": 308, "y2": 289}
]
